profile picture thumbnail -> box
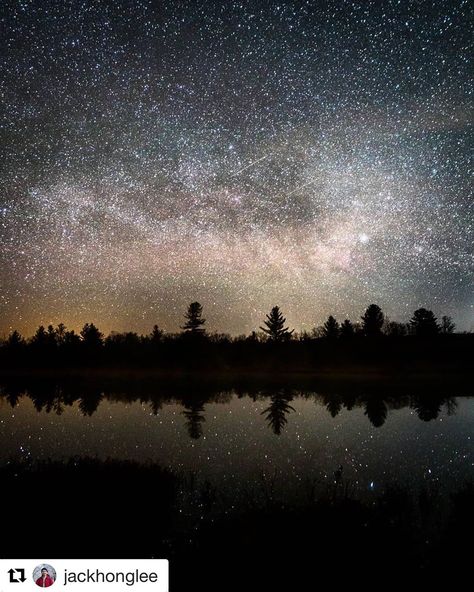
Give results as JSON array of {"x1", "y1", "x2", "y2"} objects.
[{"x1": 33, "y1": 564, "x2": 56, "y2": 588}]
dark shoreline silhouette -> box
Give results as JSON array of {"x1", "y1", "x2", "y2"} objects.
[
  {"x1": 1, "y1": 330, "x2": 472, "y2": 376},
  {"x1": 1, "y1": 304, "x2": 472, "y2": 376},
  {"x1": 1, "y1": 457, "x2": 472, "y2": 584}
]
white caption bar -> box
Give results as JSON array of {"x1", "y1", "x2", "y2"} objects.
[{"x1": 0, "y1": 560, "x2": 168, "y2": 592}]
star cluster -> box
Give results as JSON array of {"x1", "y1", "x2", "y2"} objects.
[{"x1": 0, "y1": 0, "x2": 472, "y2": 335}]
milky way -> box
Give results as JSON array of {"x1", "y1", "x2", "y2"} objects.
[{"x1": 0, "y1": 0, "x2": 472, "y2": 335}]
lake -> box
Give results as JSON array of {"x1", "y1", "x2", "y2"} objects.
[{"x1": 1, "y1": 380, "x2": 472, "y2": 501}]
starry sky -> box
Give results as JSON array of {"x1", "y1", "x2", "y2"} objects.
[{"x1": 1, "y1": 0, "x2": 472, "y2": 336}]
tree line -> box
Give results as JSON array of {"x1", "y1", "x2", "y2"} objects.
[
  {"x1": 0, "y1": 302, "x2": 470, "y2": 372},
  {"x1": 0, "y1": 302, "x2": 459, "y2": 346}
]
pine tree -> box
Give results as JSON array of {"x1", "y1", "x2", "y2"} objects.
[
  {"x1": 260, "y1": 306, "x2": 294, "y2": 341},
  {"x1": 410, "y1": 308, "x2": 439, "y2": 337},
  {"x1": 6, "y1": 330, "x2": 24, "y2": 348},
  {"x1": 31, "y1": 325, "x2": 48, "y2": 347},
  {"x1": 361, "y1": 304, "x2": 384, "y2": 337},
  {"x1": 322, "y1": 316, "x2": 340, "y2": 339},
  {"x1": 150, "y1": 324, "x2": 163, "y2": 342},
  {"x1": 340, "y1": 319, "x2": 355, "y2": 339},
  {"x1": 80, "y1": 323, "x2": 104, "y2": 347},
  {"x1": 182, "y1": 302, "x2": 206, "y2": 334},
  {"x1": 46, "y1": 324, "x2": 57, "y2": 346}
]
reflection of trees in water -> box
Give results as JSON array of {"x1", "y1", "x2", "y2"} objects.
[
  {"x1": 322, "y1": 394, "x2": 343, "y2": 418},
  {"x1": 182, "y1": 403, "x2": 206, "y2": 439},
  {"x1": 0, "y1": 380, "x2": 462, "y2": 435},
  {"x1": 180, "y1": 390, "x2": 210, "y2": 439},
  {"x1": 150, "y1": 399, "x2": 163, "y2": 415},
  {"x1": 315, "y1": 391, "x2": 456, "y2": 428},
  {"x1": 261, "y1": 390, "x2": 295, "y2": 435},
  {"x1": 411, "y1": 395, "x2": 443, "y2": 421},
  {"x1": 1, "y1": 383, "x2": 23, "y2": 408},
  {"x1": 445, "y1": 398, "x2": 458, "y2": 416},
  {"x1": 78, "y1": 389, "x2": 103, "y2": 416},
  {"x1": 364, "y1": 397, "x2": 388, "y2": 427},
  {"x1": 342, "y1": 393, "x2": 357, "y2": 411},
  {"x1": 29, "y1": 383, "x2": 66, "y2": 415}
]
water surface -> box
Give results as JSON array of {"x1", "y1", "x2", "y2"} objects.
[{"x1": 1, "y1": 383, "x2": 472, "y2": 498}]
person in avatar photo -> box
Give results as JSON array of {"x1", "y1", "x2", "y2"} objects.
[{"x1": 35, "y1": 567, "x2": 55, "y2": 587}]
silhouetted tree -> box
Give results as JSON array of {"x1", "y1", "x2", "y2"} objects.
[
  {"x1": 340, "y1": 319, "x2": 355, "y2": 339},
  {"x1": 322, "y1": 316, "x2": 339, "y2": 340},
  {"x1": 46, "y1": 324, "x2": 57, "y2": 346},
  {"x1": 150, "y1": 324, "x2": 163, "y2": 342},
  {"x1": 260, "y1": 306, "x2": 294, "y2": 341},
  {"x1": 440, "y1": 315, "x2": 455, "y2": 334},
  {"x1": 182, "y1": 302, "x2": 206, "y2": 334},
  {"x1": 64, "y1": 329, "x2": 81, "y2": 346},
  {"x1": 5, "y1": 330, "x2": 25, "y2": 349},
  {"x1": 80, "y1": 323, "x2": 103, "y2": 347},
  {"x1": 361, "y1": 304, "x2": 384, "y2": 337},
  {"x1": 31, "y1": 325, "x2": 48, "y2": 347},
  {"x1": 410, "y1": 308, "x2": 439, "y2": 337}
]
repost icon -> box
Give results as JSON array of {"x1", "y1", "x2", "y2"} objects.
[{"x1": 7, "y1": 569, "x2": 26, "y2": 584}]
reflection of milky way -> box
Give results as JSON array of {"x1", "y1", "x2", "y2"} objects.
[{"x1": 0, "y1": 1, "x2": 472, "y2": 334}]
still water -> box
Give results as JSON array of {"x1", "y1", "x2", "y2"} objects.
[{"x1": 0, "y1": 383, "x2": 473, "y2": 497}]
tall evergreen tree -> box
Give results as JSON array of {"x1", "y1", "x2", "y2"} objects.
[
  {"x1": 410, "y1": 308, "x2": 439, "y2": 337},
  {"x1": 260, "y1": 306, "x2": 294, "y2": 341},
  {"x1": 46, "y1": 324, "x2": 57, "y2": 346},
  {"x1": 361, "y1": 304, "x2": 384, "y2": 337},
  {"x1": 6, "y1": 330, "x2": 24, "y2": 349},
  {"x1": 31, "y1": 325, "x2": 48, "y2": 347},
  {"x1": 150, "y1": 324, "x2": 164, "y2": 342},
  {"x1": 64, "y1": 329, "x2": 81, "y2": 346},
  {"x1": 182, "y1": 302, "x2": 206, "y2": 334},
  {"x1": 340, "y1": 319, "x2": 355, "y2": 339},
  {"x1": 80, "y1": 323, "x2": 104, "y2": 347},
  {"x1": 322, "y1": 316, "x2": 340, "y2": 339}
]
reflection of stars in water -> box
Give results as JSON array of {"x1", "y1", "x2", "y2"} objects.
[
  {"x1": 0, "y1": 1, "x2": 472, "y2": 334},
  {"x1": 19, "y1": 445, "x2": 32, "y2": 460},
  {"x1": 3, "y1": 393, "x2": 474, "y2": 503}
]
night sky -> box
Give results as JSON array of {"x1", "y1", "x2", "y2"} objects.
[{"x1": 1, "y1": 0, "x2": 472, "y2": 336}]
